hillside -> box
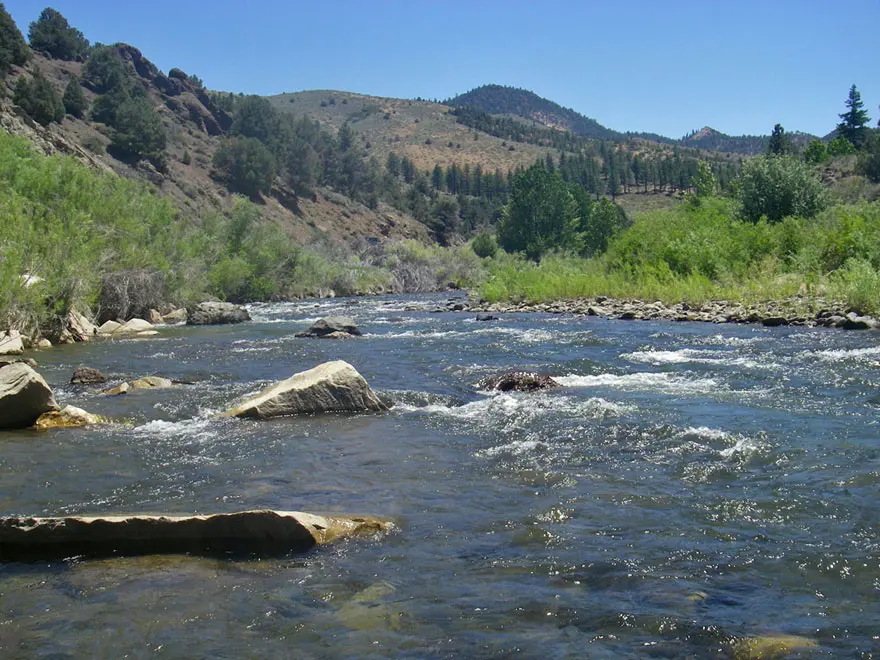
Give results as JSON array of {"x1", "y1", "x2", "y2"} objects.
[
  {"x1": 445, "y1": 84, "x2": 619, "y2": 140},
  {"x1": 267, "y1": 89, "x2": 551, "y2": 173},
  {"x1": 0, "y1": 50, "x2": 429, "y2": 247},
  {"x1": 681, "y1": 126, "x2": 817, "y2": 155}
]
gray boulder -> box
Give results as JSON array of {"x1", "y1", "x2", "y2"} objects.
[
  {"x1": 221, "y1": 360, "x2": 388, "y2": 419},
  {"x1": 0, "y1": 363, "x2": 58, "y2": 429},
  {"x1": 295, "y1": 316, "x2": 361, "y2": 338},
  {"x1": 0, "y1": 510, "x2": 388, "y2": 559},
  {"x1": 0, "y1": 331, "x2": 24, "y2": 355},
  {"x1": 187, "y1": 302, "x2": 250, "y2": 325}
]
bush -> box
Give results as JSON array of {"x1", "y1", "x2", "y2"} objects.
[
  {"x1": 13, "y1": 68, "x2": 64, "y2": 125},
  {"x1": 827, "y1": 136, "x2": 856, "y2": 157},
  {"x1": 28, "y1": 8, "x2": 88, "y2": 60},
  {"x1": 803, "y1": 139, "x2": 828, "y2": 164},
  {"x1": 62, "y1": 75, "x2": 87, "y2": 117},
  {"x1": 213, "y1": 136, "x2": 276, "y2": 197},
  {"x1": 471, "y1": 231, "x2": 498, "y2": 258},
  {"x1": 0, "y1": 3, "x2": 29, "y2": 74},
  {"x1": 109, "y1": 96, "x2": 166, "y2": 163},
  {"x1": 737, "y1": 155, "x2": 827, "y2": 223}
]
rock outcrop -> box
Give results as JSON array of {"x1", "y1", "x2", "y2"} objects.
[
  {"x1": 0, "y1": 363, "x2": 58, "y2": 429},
  {"x1": 187, "y1": 302, "x2": 250, "y2": 325},
  {"x1": 0, "y1": 510, "x2": 389, "y2": 560},
  {"x1": 295, "y1": 316, "x2": 362, "y2": 338},
  {"x1": 222, "y1": 360, "x2": 388, "y2": 419},
  {"x1": 480, "y1": 372, "x2": 560, "y2": 392},
  {"x1": 34, "y1": 405, "x2": 106, "y2": 429}
]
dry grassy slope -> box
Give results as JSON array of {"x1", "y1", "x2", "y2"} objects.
[
  {"x1": 1, "y1": 54, "x2": 429, "y2": 247},
  {"x1": 269, "y1": 90, "x2": 554, "y2": 173}
]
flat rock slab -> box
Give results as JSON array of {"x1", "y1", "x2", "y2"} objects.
[{"x1": 0, "y1": 510, "x2": 388, "y2": 560}]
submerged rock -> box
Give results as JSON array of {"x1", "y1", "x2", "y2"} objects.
[
  {"x1": 221, "y1": 360, "x2": 388, "y2": 419},
  {"x1": 0, "y1": 363, "x2": 58, "y2": 429},
  {"x1": 295, "y1": 316, "x2": 362, "y2": 338},
  {"x1": 480, "y1": 371, "x2": 560, "y2": 393},
  {"x1": 104, "y1": 376, "x2": 175, "y2": 396},
  {"x1": 475, "y1": 313, "x2": 498, "y2": 322},
  {"x1": 71, "y1": 367, "x2": 107, "y2": 385},
  {"x1": 731, "y1": 634, "x2": 817, "y2": 660},
  {"x1": 34, "y1": 405, "x2": 106, "y2": 429},
  {"x1": 187, "y1": 301, "x2": 250, "y2": 325},
  {"x1": 0, "y1": 510, "x2": 389, "y2": 559}
]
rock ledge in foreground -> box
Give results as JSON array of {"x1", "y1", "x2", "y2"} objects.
[
  {"x1": 0, "y1": 510, "x2": 388, "y2": 560},
  {"x1": 222, "y1": 360, "x2": 388, "y2": 419}
]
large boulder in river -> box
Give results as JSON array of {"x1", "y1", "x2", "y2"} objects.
[
  {"x1": 187, "y1": 302, "x2": 250, "y2": 325},
  {"x1": 71, "y1": 367, "x2": 107, "y2": 385},
  {"x1": 222, "y1": 360, "x2": 388, "y2": 419},
  {"x1": 0, "y1": 363, "x2": 58, "y2": 429},
  {"x1": 0, "y1": 510, "x2": 389, "y2": 559},
  {"x1": 34, "y1": 405, "x2": 106, "y2": 429},
  {"x1": 0, "y1": 330, "x2": 24, "y2": 355},
  {"x1": 480, "y1": 371, "x2": 560, "y2": 393},
  {"x1": 295, "y1": 316, "x2": 361, "y2": 338}
]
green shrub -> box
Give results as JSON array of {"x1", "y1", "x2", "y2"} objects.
[
  {"x1": 831, "y1": 258, "x2": 880, "y2": 315},
  {"x1": 28, "y1": 8, "x2": 88, "y2": 60},
  {"x1": 13, "y1": 68, "x2": 64, "y2": 125},
  {"x1": 62, "y1": 75, "x2": 87, "y2": 117},
  {"x1": 471, "y1": 231, "x2": 498, "y2": 258},
  {"x1": 737, "y1": 155, "x2": 827, "y2": 223},
  {"x1": 212, "y1": 136, "x2": 276, "y2": 197},
  {"x1": 803, "y1": 139, "x2": 828, "y2": 164},
  {"x1": 109, "y1": 96, "x2": 166, "y2": 164},
  {"x1": 827, "y1": 136, "x2": 857, "y2": 157},
  {"x1": 81, "y1": 44, "x2": 126, "y2": 93}
]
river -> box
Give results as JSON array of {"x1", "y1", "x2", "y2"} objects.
[{"x1": 1, "y1": 293, "x2": 878, "y2": 658}]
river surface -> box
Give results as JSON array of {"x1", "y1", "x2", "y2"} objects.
[{"x1": 0, "y1": 293, "x2": 878, "y2": 658}]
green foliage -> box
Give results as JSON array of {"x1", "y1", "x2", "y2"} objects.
[
  {"x1": 837, "y1": 84, "x2": 871, "y2": 149},
  {"x1": 0, "y1": 2, "x2": 28, "y2": 74},
  {"x1": 827, "y1": 136, "x2": 856, "y2": 157},
  {"x1": 857, "y1": 131, "x2": 880, "y2": 182},
  {"x1": 737, "y1": 155, "x2": 827, "y2": 223},
  {"x1": 61, "y1": 75, "x2": 86, "y2": 117},
  {"x1": 831, "y1": 258, "x2": 880, "y2": 315},
  {"x1": 108, "y1": 96, "x2": 166, "y2": 164},
  {"x1": 81, "y1": 44, "x2": 126, "y2": 93},
  {"x1": 28, "y1": 7, "x2": 88, "y2": 60},
  {"x1": 13, "y1": 68, "x2": 64, "y2": 125},
  {"x1": 213, "y1": 136, "x2": 276, "y2": 197},
  {"x1": 471, "y1": 231, "x2": 498, "y2": 258},
  {"x1": 691, "y1": 161, "x2": 718, "y2": 198},
  {"x1": 803, "y1": 139, "x2": 828, "y2": 164},
  {"x1": 767, "y1": 123, "x2": 792, "y2": 155}
]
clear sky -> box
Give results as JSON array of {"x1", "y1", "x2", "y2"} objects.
[{"x1": 6, "y1": 0, "x2": 878, "y2": 138}]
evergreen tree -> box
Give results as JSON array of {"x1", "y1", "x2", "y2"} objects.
[
  {"x1": 28, "y1": 7, "x2": 89, "y2": 60},
  {"x1": 0, "y1": 2, "x2": 29, "y2": 74},
  {"x1": 13, "y1": 68, "x2": 64, "y2": 125},
  {"x1": 837, "y1": 84, "x2": 871, "y2": 148},
  {"x1": 61, "y1": 75, "x2": 86, "y2": 117},
  {"x1": 213, "y1": 136, "x2": 276, "y2": 197},
  {"x1": 431, "y1": 164, "x2": 443, "y2": 190},
  {"x1": 109, "y1": 96, "x2": 166, "y2": 164},
  {"x1": 767, "y1": 123, "x2": 792, "y2": 155}
]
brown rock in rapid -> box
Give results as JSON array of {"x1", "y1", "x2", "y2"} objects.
[
  {"x1": 103, "y1": 376, "x2": 175, "y2": 396},
  {"x1": 221, "y1": 360, "x2": 388, "y2": 419},
  {"x1": 479, "y1": 371, "x2": 560, "y2": 392},
  {"x1": 0, "y1": 363, "x2": 58, "y2": 429},
  {"x1": 34, "y1": 405, "x2": 106, "y2": 429},
  {"x1": 71, "y1": 367, "x2": 107, "y2": 385},
  {"x1": 0, "y1": 510, "x2": 389, "y2": 560}
]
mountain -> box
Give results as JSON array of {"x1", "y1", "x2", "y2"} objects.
[
  {"x1": 680, "y1": 126, "x2": 817, "y2": 156},
  {"x1": 445, "y1": 84, "x2": 619, "y2": 141}
]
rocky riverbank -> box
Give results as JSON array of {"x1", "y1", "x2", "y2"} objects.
[{"x1": 460, "y1": 295, "x2": 879, "y2": 330}]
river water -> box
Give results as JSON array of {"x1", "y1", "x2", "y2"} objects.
[{"x1": 0, "y1": 293, "x2": 878, "y2": 658}]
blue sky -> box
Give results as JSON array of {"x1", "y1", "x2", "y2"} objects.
[{"x1": 6, "y1": 0, "x2": 878, "y2": 138}]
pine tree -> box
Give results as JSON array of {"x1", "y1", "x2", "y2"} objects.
[
  {"x1": 28, "y1": 8, "x2": 89, "y2": 60},
  {"x1": 13, "y1": 68, "x2": 64, "y2": 125},
  {"x1": 837, "y1": 85, "x2": 871, "y2": 148},
  {"x1": 767, "y1": 123, "x2": 792, "y2": 155},
  {"x1": 0, "y1": 2, "x2": 29, "y2": 74},
  {"x1": 62, "y1": 75, "x2": 87, "y2": 117}
]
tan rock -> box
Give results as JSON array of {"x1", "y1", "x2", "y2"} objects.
[
  {"x1": 97, "y1": 320, "x2": 122, "y2": 335},
  {"x1": 104, "y1": 376, "x2": 174, "y2": 395},
  {"x1": 34, "y1": 405, "x2": 106, "y2": 429},
  {"x1": 0, "y1": 332, "x2": 24, "y2": 355},
  {"x1": 36, "y1": 339, "x2": 52, "y2": 349},
  {"x1": 162, "y1": 308, "x2": 188, "y2": 324},
  {"x1": 221, "y1": 360, "x2": 388, "y2": 419},
  {"x1": 732, "y1": 634, "x2": 817, "y2": 660},
  {"x1": 147, "y1": 309, "x2": 163, "y2": 324},
  {"x1": 136, "y1": 330, "x2": 159, "y2": 337},
  {"x1": 119, "y1": 318, "x2": 153, "y2": 333},
  {"x1": 0, "y1": 363, "x2": 58, "y2": 429},
  {"x1": 103, "y1": 382, "x2": 130, "y2": 396},
  {"x1": 0, "y1": 510, "x2": 389, "y2": 559},
  {"x1": 68, "y1": 310, "x2": 98, "y2": 342}
]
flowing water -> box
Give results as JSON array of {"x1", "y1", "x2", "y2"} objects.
[{"x1": 1, "y1": 293, "x2": 878, "y2": 658}]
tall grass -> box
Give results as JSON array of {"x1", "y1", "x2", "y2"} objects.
[{"x1": 480, "y1": 198, "x2": 880, "y2": 314}]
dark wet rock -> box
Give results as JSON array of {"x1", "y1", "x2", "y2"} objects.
[
  {"x1": 761, "y1": 317, "x2": 789, "y2": 327},
  {"x1": 842, "y1": 312, "x2": 873, "y2": 330},
  {"x1": 187, "y1": 302, "x2": 250, "y2": 325},
  {"x1": 221, "y1": 360, "x2": 388, "y2": 419},
  {"x1": 295, "y1": 316, "x2": 361, "y2": 338},
  {"x1": 0, "y1": 510, "x2": 389, "y2": 560},
  {"x1": 0, "y1": 363, "x2": 58, "y2": 429},
  {"x1": 475, "y1": 313, "x2": 498, "y2": 322},
  {"x1": 618, "y1": 311, "x2": 637, "y2": 320},
  {"x1": 450, "y1": 303, "x2": 465, "y2": 312},
  {"x1": 480, "y1": 371, "x2": 560, "y2": 393},
  {"x1": 70, "y1": 367, "x2": 107, "y2": 385}
]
